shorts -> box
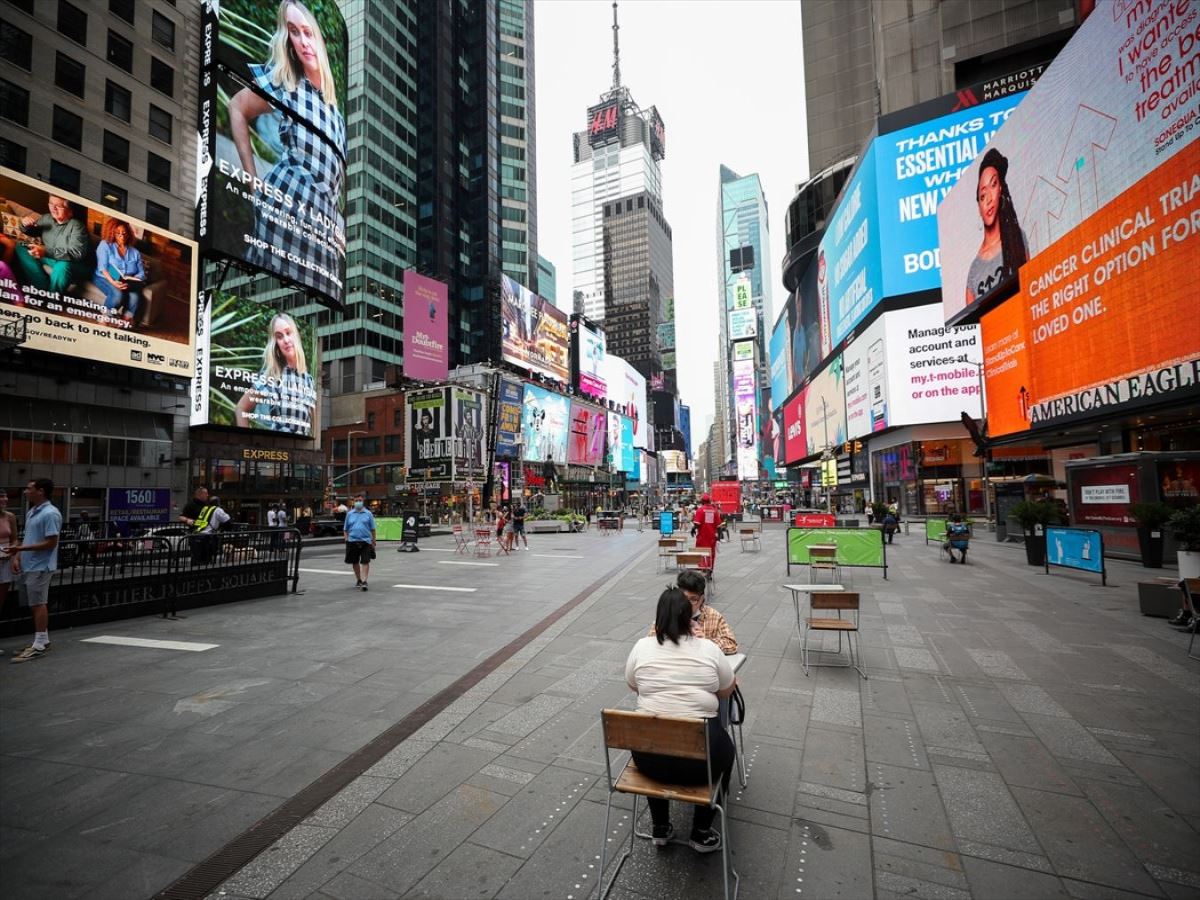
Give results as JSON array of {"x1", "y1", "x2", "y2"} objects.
[
  {"x1": 19, "y1": 570, "x2": 52, "y2": 606},
  {"x1": 344, "y1": 541, "x2": 373, "y2": 565},
  {"x1": 513, "y1": 521, "x2": 525, "y2": 534},
  {"x1": 0, "y1": 557, "x2": 14, "y2": 584}
]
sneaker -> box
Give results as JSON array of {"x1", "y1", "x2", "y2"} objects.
[
  {"x1": 360, "y1": 582, "x2": 368, "y2": 592},
  {"x1": 652, "y1": 823, "x2": 674, "y2": 848},
  {"x1": 355, "y1": 580, "x2": 363, "y2": 587},
  {"x1": 10, "y1": 645, "x2": 49, "y2": 663},
  {"x1": 1167, "y1": 610, "x2": 1190, "y2": 626},
  {"x1": 688, "y1": 828, "x2": 722, "y2": 853}
]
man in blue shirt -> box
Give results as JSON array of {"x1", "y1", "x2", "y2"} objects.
[
  {"x1": 6, "y1": 478, "x2": 62, "y2": 663},
  {"x1": 342, "y1": 495, "x2": 377, "y2": 591}
]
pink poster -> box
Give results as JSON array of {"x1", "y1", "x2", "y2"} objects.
[{"x1": 403, "y1": 270, "x2": 448, "y2": 381}]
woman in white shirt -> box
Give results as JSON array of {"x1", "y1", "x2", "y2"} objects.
[{"x1": 625, "y1": 587, "x2": 737, "y2": 853}]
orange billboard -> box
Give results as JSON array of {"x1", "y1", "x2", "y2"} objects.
[{"x1": 982, "y1": 143, "x2": 1200, "y2": 437}]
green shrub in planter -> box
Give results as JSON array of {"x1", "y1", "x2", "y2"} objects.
[
  {"x1": 1132, "y1": 501, "x2": 1174, "y2": 568},
  {"x1": 1010, "y1": 500, "x2": 1060, "y2": 566}
]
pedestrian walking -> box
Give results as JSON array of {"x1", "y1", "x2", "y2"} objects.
[
  {"x1": 512, "y1": 503, "x2": 528, "y2": 550},
  {"x1": 691, "y1": 494, "x2": 720, "y2": 577},
  {"x1": 343, "y1": 494, "x2": 376, "y2": 591},
  {"x1": 6, "y1": 478, "x2": 62, "y2": 663}
]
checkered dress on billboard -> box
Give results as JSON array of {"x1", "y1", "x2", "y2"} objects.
[
  {"x1": 253, "y1": 368, "x2": 316, "y2": 435},
  {"x1": 249, "y1": 65, "x2": 347, "y2": 302}
]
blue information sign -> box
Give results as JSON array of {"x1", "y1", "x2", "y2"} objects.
[
  {"x1": 106, "y1": 488, "x2": 171, "y2": 535},
  {"x1": 1045, "y1": 526, "x2": 1106, "y2": 584},
  {"x1": 660, "y1": 511, "x2": 675, "y2": 536}
]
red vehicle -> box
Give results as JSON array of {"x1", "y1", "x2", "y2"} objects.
[{"x1": 710, "y1": 482, "x2": 741, "y2": 518}]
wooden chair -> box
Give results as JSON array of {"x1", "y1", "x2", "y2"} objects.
[
  {"x1": 677, "y1": 550, "x2": 716, "y2": 597},
  {"x1": 657, "y1": 538, "x2": 679, "y2": 572},
  {"x1": 801, "y1": 591, "x2": 866, "y2": 680},
  {"x1": 1180, "y1": 578, "x2": 1200, "y2": 661},
  {"x1": 738, "y1": 527, "x2": 761, "y2": 553},
  {"x1": 808, "y1": 545, "x2": 839, "y2": 583},
  {"x1": 597, "y1": 709, "x2": 739, "y2": 900},
  {"x1": 472, "y1": 527, "x2": 492, "y2": 557}
]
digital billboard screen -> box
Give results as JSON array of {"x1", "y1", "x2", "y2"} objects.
[
  {"x1": 573, "y1": 318, "x2": 607, "y2": 400},
  {"x1": 783, "y1": 388, "x2": 806, "y2": 466},
  {"x1": 587, "y1": 100, "x2": 622, "y2": 146},
  {"x1": 842, "y1": 314, "x2": 887, "y2": 441},
  {"x1": 451, "y1": 387, "x2": 488, "y2": 479},
  {"x1": 602, "y1": 353, "x2": 648, "y2": 451},
  {"x1": 520, "y1": 383, "x2": 569, "y2": 464},
  {"x1": 883, "y1": 304, "x2": 982, "y2": 428},
  {"x1": 402, "y1": 270, "x2": 448, "y2": 381},
  {"x1": 192, "y1": 291, "x2": 319, "y2": 436},
  {"x1": 407, "y1": 387, "x2": 450, "y2": 479},
  {"x1": 769, "y1": 307, "x2": 792, "y2": 409},
  {"x1": 790, "y1": 262, "x2": 823, "y2": 387},
  {"x1": 500, "y1": 275, "x2": 569, "y2": 383},
  {"x1": 495, "y1": 377, "x2": 525, "y2": 458},
  {"x1": 0, "y1": 169, "x2": 198, "y2": 376},
  {"x1": 568, "y1": 400, "x2": 606, "y2": 466},
  {"x1": 733, "y1": 341, "x2": 758, "y2": 480},
  {"x1": 197, "y1": 1, "x2": 349, "y2": 309},
  {"x1": 606, "y1": 413, "x2": 640, "y2": 479},
  {"x1": 938, "y1": 0, "x2": 1200, "y2": 327},
  {"x1": 803, "y1": 354, "x2": 847, "y2": 457}
]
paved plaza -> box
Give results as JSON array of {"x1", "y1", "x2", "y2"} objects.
[{"x1": 1, "y1": 523, "x2": 1198, "y2": 900}]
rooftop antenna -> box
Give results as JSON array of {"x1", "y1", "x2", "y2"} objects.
[{"x1": 611, "y1": 1, "x2": 621, "y2": 90}]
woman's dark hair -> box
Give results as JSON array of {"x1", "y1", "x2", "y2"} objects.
[
  {"x1": 654, "y1": 587, "x2": 694, "y2": 646},
  {"x1": 977, "y1": 148, "x2": 1027, "y2": 276}
]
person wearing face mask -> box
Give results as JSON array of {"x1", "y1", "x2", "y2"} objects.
[{"x1": 342, "y1": 494, "x2": 376, "y2": 591}]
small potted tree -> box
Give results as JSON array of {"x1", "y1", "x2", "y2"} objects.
[
  {"x1": 870, "y1": 500, "x2": 889, "y2": 527},
  {"x1": 1130, "y1": 501, "x2": 1173, "y2": 568},
  {"x1": 1168, "y1": 505, "x2": 1200, "y2": 580},
  {"x1": 1010, "y1": 500, "x2": 1060, "y2": 566}
]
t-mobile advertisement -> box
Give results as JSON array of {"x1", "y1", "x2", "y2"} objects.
[
  {"x1": 402, "y1": 270, "x2": 448, "y2": 381},
  {"x1": 939, "y1": 0, "x2": 1200, "y2": 326},
  {"x1": 884, "y1": 304, "x2": 982, "y2": 427}
]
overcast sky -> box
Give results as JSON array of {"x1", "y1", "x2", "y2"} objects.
[{"x1": 533, "y1": 0, "x2": 809, "y2": 443}]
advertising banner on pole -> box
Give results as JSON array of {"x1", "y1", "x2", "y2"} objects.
[
  {"x1": 495, "y1": 377, "x2": 525, "y2": 457},
  {"x1": 402, "y1": 270, "x2": 448, "y2": 381},
  {"x1": 520, "y1": 383, "x2": 569, "y2": 464},
  {"x1": 0, "y1": 168, "x2": 198, "y2": 375},
  {"x1": 500, "y1": 274, "x2": 569, "y2": 383}
]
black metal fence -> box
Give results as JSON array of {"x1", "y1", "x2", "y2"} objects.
[{"x1": 0, "y1": 528, "x2": 303, "y2": 636}]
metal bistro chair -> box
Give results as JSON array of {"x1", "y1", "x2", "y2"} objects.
[
  {"x1": 801, "y1": 591, "x2": 867, "y2": 680},
  {"x1": 473, "y1": 527, "x2": 493, "y2": 557},
  {"x1": 808, "y1": 544, "x2": 840, "y2": 583},
  {"x1": 598, "y1": 709, "x2": 739, "y2": 900},
  {"x1": 452, "y1": 524, "x2": 470, "y2": 554}
]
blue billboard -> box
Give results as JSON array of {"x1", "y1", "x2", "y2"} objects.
[
  {"x1": 494, "y1": 377, "x2": 525, "y2": 457},
  {"x1": 818, "y1": 144, "x2": 883, "y2": 355},
  {"x1": 621, "y1": 415, "x2": 639, "y2": 480},
  {"x1": 873, "y1": 93, "x2": 1025, "y2": 299},
  {"x1": 679, "y1": 405, "x2": 692, "y2": 459},
  {"x1": 769, "y1": 310, "x2": 791, "y2": 408}
]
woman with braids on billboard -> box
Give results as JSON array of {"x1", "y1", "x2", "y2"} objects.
[
  {"x1": 236, "y1": 312, "x2": 317, "y2": 434},
  {"x1": 965, "y1": 148, "x2": 1028, "y2": 306},
  {"x1": 228, "y1": 0, "x2": 346, "y2": 299}
]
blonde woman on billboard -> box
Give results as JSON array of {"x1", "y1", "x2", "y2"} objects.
[
  {"x1": 228, "y1": 0, "x2": 346, "y2": 297},
  {"x1": 236, "y1": 312, "x2": 317, "y2": 434}
]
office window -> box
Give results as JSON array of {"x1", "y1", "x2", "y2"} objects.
[
  {"x1": 0, "y1": 79, "x2": 30, "y2": 127},
  {"x1": 393, "y1": 408, "x2": 403, "y2": 427},
  {"x1": 57, "y1": 0, "x2": 88, "y2": 45},
  {"x1": 108, "y1": 0, "x2": 134, "y2": 24},
  {"x1": 106, "y1": 30, "x2": 132, "y2": 71},
  {"x1": 367, "y1": 412, "x2": 376, "y2": 431},
  {"x1": 55, "y1": 52, "x2": 86, "y2": 98},
  {"x1": 150, "y1": 57, "x2": 174, "y2": 97},
  {"x1": 102, "y1": 129, "x2": 129, "y2": 171},
  {"x1": 148, "y1": 104, "x2": 172, "y2": 143},
  {"x1": 52, "y1": 105, "x2": 83, "y2": 150},
  {"x1": 0, "y1": 22, "x2": 33, "y2": 70},
  {"x1": 49, "y1": 161, "x2": 80, "y2": 194},
  {"x1": 0, "y1": 137, "x2": 26, "y2": 173},
  {"x1": 104, "y1": 80, "x2": 131, "y2": 122},
  {"x1": 144, "y1": 199, "x2": 169, "y2": 229},
  {"x1": 146, "y1": 151, "x2": 170, "y2": 190},
  {"x1": 151, "y1": 11, "x2": 175, "y2": 50},
  {"x1": 100, "y1": 181, "x2": 126, "y2": 211}
]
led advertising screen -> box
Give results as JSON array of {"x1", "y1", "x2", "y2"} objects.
[
  {"x1": 451, "y1": 387, "x2": 488, "y2": 479},
  {"x1": 500, "y1": 275, "x2": 569, "y2": 383},
  {"x1": 191, "y1": 291, "x2": 319, "y2": 435},
  {"x1": 402, "y1": 270, "x2": 448, "y2": 381},
  {"x1": 602, "y1": 353, "x2": 648, "y2": 450},
  {"x1": 842, "y1": 314, "x2": 888, "y2": 441},
  {"x1": 769, "y1": 308, "x2": 792, "y2": 407},
  {"x1": 679, "y1": 405, "x2": 692, "y2": 459},
  {"x1": 783, "y1": 388, "x2": 807, "y2": 465},
  {"x1": 803, "y1": 355, "x2": 847, "y2": 456},
  {"x1": 520, "y1": 383, "x2": 569, "y2": 464},
  {"x1": 790, "y1": 262, "x2": 823, "y2": 387},
  {"x1": 817, "y1": 145, "x2": 883, "y2": 356},
  {"x1": 568, "y1": 400, "x2": 607, "y2": 466},
  {"x1": 587, "y1": 99, "x2": 622, "y2": 146},
  {"x1": 733, "y1": 341, "x2": 758, "y2": 480},
  {"x1": 495, "y1": 377, "x2": 525, "y2": 457},
  {"x1": 874, "y1": 92, "x2": 1025, "y2": 299},
  {"x1": 407, "y1": 387, "x2": 450, "y2": 479},
  {"x1": 197, "y1": 1, "x2": 349, "y2": 309},
  {"x1": 573, "y1": 318, "x2": 607, "y2": 401},
  {"x1": 938, "y1": 0, "x2": 1200, "y2": 326},
  {"x1": 0, "y1": 169, "x2": 198, "y2": 375},
  {"x1": 884, "y1": 303, "x2": 982, "y2": 427},
  {"x1": 662, "y1": 450, "x2": 688, "y2": 474}
]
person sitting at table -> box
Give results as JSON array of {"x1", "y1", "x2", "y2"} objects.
[
  {"x1": 945, "y1": 513, "x2": 970, "y2": 563},
  {"x1": 650, "y1": 570, "x2": 737, "y2": 654},
  {"x1": 625, "y1": 586, "x2": 737, "y2": 853}
]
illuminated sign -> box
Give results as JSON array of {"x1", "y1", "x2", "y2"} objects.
[
  {"x1": 500, "y1": 274, "x2": 569, "y2": 383},
  {"x1": 587, "y1": 101, "x2": 621, "y2": 145},
  {"x1": 649, "y1": 106, "x2": 666, "y2": 159},
  {"x1": 733, "y1": 340, "x2": 758, "y2": 480},
  {"x1": 729, "y1": 307, "x2": 757, "y2": 340}
]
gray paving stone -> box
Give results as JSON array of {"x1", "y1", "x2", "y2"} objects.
[
  {"x1": 310, "y1": 870, "x2": 396, "y2": 900},
  {"x1": 956, "y1": 840, "x2": 1053, "y2": 873},
  {"x1": 960, "y1": 856, "x2": 1069, "y2": 899},
  {"x1": 221, "y1": 824, "x2": 337, "y2": 898},
  {"x1": 799, "y1": 727, "x2": 867, "y2": 794},
  {"x1": 811, "y1": 683, "x2": 863, "y2": 728},
  {"x1": 471, "y1": 764, "x2": 593, "y2": 858},
  {"x1": 1024, "y1": 714, "x2": 1122, "y2": 766},
  {"x1": 977, "y1": 729, "x2": 1081, "y2": 796},
  {"x1": 876, "y1": 870, "x2": 972, "y2": 899},
  {"x1": 869, "y1": 763, "x2": 957, "y2": 851},
  {"x1": 864, "y1": 714, "x2": 931, "y2": 771},
  {"x1": 731, "y1": 738, "x2": 804, "y2": 817},
  {"x1": 406, "y1": 841, "x2": 525, "y2": 899},
  {"x1": 933, "y1": 764, "x2": 1041, "y2": 853},
  {"x1": 777, "y1": 820, "x2": 873, "y2": 899},
  {"x1": 1078, "y1": 777, "x2": 1200, "y2": 868},
  {"x1": 302, "y1": 775, "x2": 392, "y2": 829},
  {"x1": 914, "y1": 702, "x2": 987, "y2": 756},
  {"x1": 374, "y1": 742, "x2": 497, "y2": 814},
  {"x1": 894, "y1": 646, "x2": 942, "y2": 672},
  {"x1": 997, "y1": 683, "x2": 1071, "y2": 718}
]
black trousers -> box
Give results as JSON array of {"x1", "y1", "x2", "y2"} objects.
[{"x1": 631, "y1": 716, "x2": 735, "y2": 832}]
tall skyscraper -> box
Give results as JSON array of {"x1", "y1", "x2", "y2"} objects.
[
  {"x1": 716, "y1": 166, "x2": 771, "y2": 478},
  {"x1": 536, "y1": 254, "x2": 557, "y2": 307}
]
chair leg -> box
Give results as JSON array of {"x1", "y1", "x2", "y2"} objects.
[
  {"x1": 733, "y1": 719, "x2": 747, "y2": 788},
  {"x1": 599, "y1": 792, "x2": 636, "y2": 900},
  {"x1": 715, "y1": 800, "x2": 740, "y2": 900}
]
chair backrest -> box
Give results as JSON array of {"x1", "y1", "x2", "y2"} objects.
[
  {"x1": 452, "y1": 524, "x2": 463, "y2": 535},
  {"x1": 810, "y1": 545, "x2": 837, "y2": 561},
  {"x1": 676, "y1": 551, "x2": 709, "y2": 567},
  {"x1": 811, "y1": 591, "x2": 859, "y2": 610},
  {"x1": 658, "y1": 539, "x2": 677, "y2": 549},
  {"x1": 601, "y1": 709, "x2": 707, "y2": 760}
]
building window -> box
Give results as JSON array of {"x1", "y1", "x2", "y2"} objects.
[
  {"x1": 0, "y1": 22, "x2": 33, "y2": 70},
  {"x1": 54, "y1": 52, "x2": 86, "y2": 98},
  {"x1": 100, "y1": 181, "x2": 126, "y2": 211},
  {"x1": 108, "y1": 0, "x2": 135, "y2": 24},
  {"x1": 393, "y1": 408, "x2": 403, "y2": 427},
  {"x1": 149, "y1": 57, "x2": 174, "y2": 97},
  {"x1": 366, "y1": 412, "x2": 376, "y2": 431},
  {"x1": 144, "y1": 199, "x2": 169, "y2": 228},
  {"x1": 0, "y1": 79, "x2": 30, "y2": 127},
  {"x1": 0, "y1": 137, "x2": 26, "y2": 173},
  {"x1": 49, "y1": 160, "x2": 80, "y2": 194},
  {"x1": 148, "y1": 104, "x2": 172, "y2": 143},
  {"x1": 146, "y1": 151, "x2": 170, "y2": 189},
  {"x1": 106, "y1": 30, "x2": 132, "y2": 71},
  {"x1": 52, "y1": 105, "x2": 83, "y2": 150},
  {"x1": 151, "y1": 10, "x2": 175, "y2": 50},
  {"x1": 102, "y1": 129, "x2": 129, "y2": 171},
  {"x1": 104, "y1": 80, "x2": 131, "y2": 122},
  {"x1": 57, "y1": 0, "x2": 88, "y2": 45}
]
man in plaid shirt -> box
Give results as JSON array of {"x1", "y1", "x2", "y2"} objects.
[{"x1": 650, "y1": 569, "x2": 738, "y2": 654}]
